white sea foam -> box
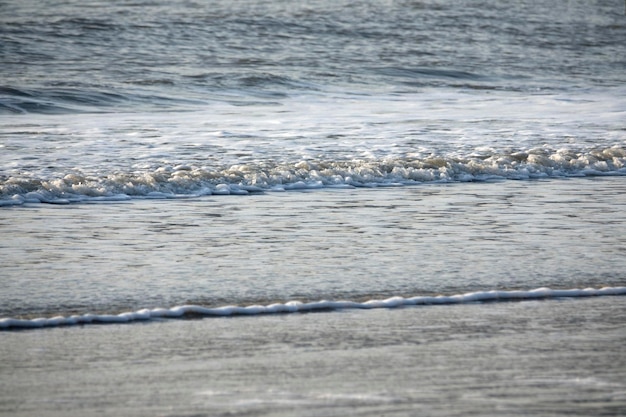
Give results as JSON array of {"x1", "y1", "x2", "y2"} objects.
[
  {"x1": 2, "y1": 88, "x2": 625, "y2": 207},
  {"x1": 1, "y1": 287, "x2": 624, "y2": 330},
  {"x1": 2, "y1": 145, "x2": 625, "y2": 206}
]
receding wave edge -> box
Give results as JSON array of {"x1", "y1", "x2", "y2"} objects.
[{"x1": 2, "y1": 286, "x2": 624, "y2": 330}]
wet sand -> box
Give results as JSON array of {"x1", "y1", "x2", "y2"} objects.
[{"x1": 1, "y1": 296, "x2": 625, "y2": 417}]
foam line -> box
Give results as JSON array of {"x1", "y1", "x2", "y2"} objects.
[
  {"x1": 1, "y1": 287, "x2": 625, "y2": 330},
  {"x1": 2, "y1": 145, "x2": 626, "y2": 207}
]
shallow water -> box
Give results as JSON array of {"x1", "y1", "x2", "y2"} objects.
[{"x1": 1, "y1": 177, "x2": 625, "y2": 321}]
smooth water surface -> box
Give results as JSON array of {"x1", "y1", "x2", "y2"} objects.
[{"x1": 2, "y1": 177, "x2": 625, "y2": 319}]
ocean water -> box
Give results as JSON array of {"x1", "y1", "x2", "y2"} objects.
[{"x1": 1, "y1": 0, "x2": 626, "y2": 415}]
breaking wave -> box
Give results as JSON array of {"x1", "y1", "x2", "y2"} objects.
[{"x1": 1, "y1": 145, "x2": 625, "y2": 206}]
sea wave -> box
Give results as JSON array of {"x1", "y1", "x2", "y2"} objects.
[
  {"x1": 1, "y1": 286, "x2": 624, "y2": 330},
  {"x1": 1, "y1": 145, "x2": 625, "y2": 206},
  {"x1": 0, "y1": 86, "x2": 208, "y2": 115}
]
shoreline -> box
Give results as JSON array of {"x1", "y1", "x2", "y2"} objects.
[
  {"x1": 2, "y1": 296, "x2": 624, "y2": 416},
  {"x1": 2, "y1": 286, "x2": 626, "y2": 330}
]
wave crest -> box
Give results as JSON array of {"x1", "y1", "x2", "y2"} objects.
[{"x1": 2, "y1": 146, "x2": 625, "y2": 206}]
